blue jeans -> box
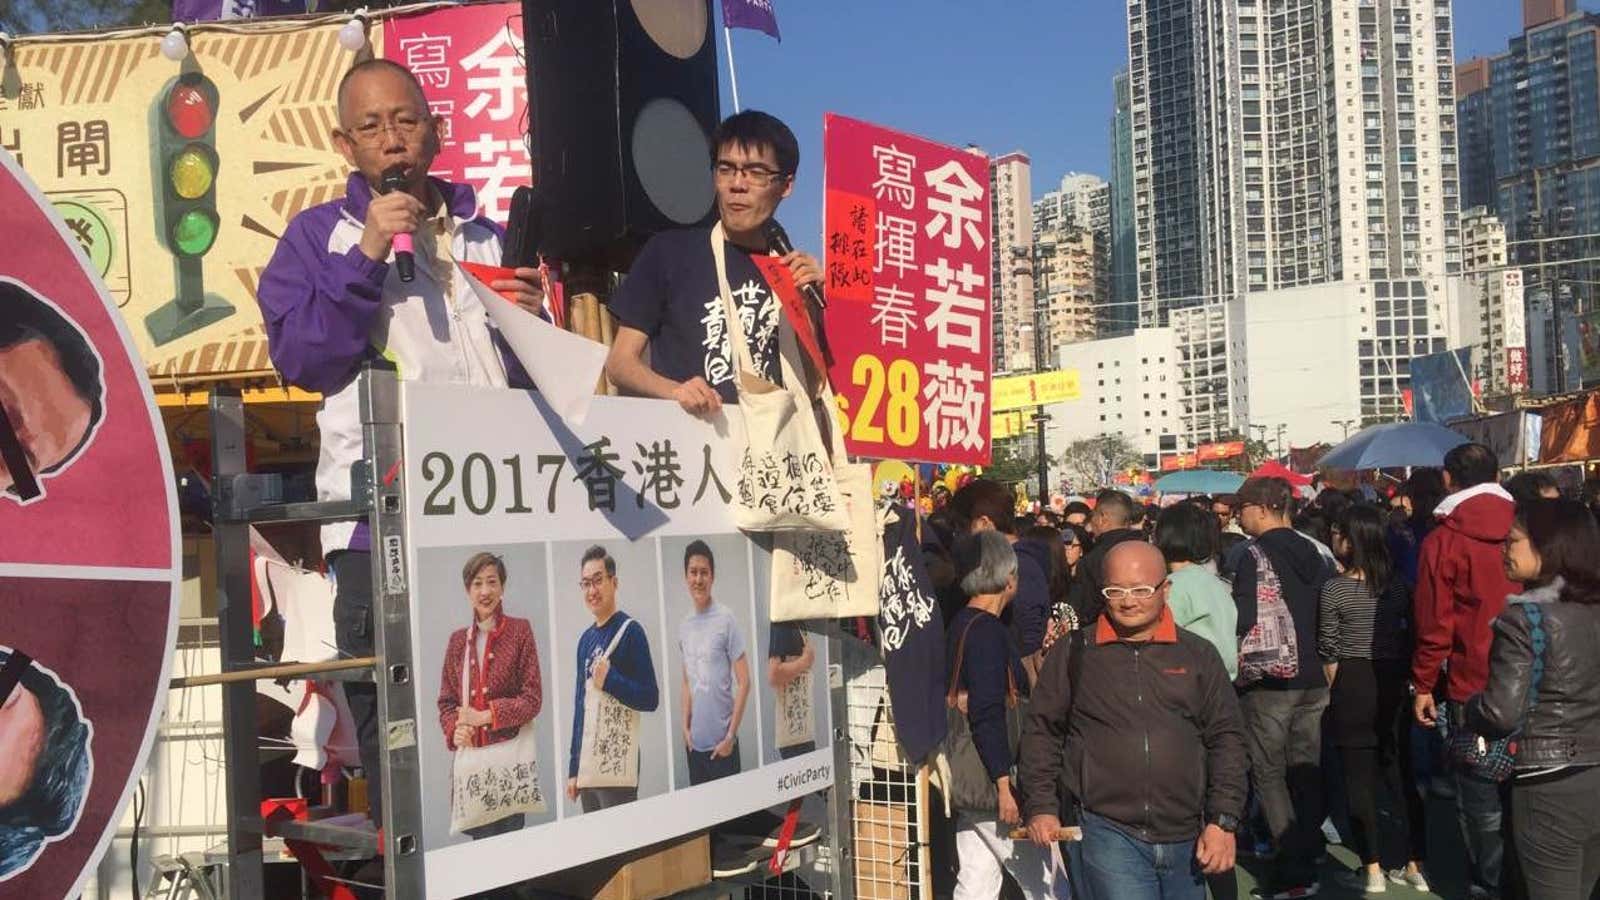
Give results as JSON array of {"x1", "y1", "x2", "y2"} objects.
[{"x1": 1078, "y1": 811, "x2": 1205, "y2": 900}]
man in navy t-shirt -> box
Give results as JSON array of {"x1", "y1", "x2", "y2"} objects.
[{"x1": 606, "y1": 111, "x2": 822, "y2": 415}]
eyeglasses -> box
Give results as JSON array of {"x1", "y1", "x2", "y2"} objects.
[
  {"x1": 579, "y1": 575, "x2": 609, "y2": 591},
  {"x1": 713, "y1": 161, "x2": 787, "y2": 186},
  {"x1": 344, "y1": 114, "x2": 429, "y2": 146},
  {"x1": 0, "y1": 400, "x2": 40, "y2": 502},
  {"x1": 1100, "y1": 579, "x2": 1167, "y2": 601}
]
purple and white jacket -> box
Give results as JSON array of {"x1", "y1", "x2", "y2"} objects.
[{"x1": 257, "y1": 172, "x2": 529, "y2": 557}]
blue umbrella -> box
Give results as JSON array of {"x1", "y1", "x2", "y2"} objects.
[
  {"x1": 1154, "y1": 469, "x2": 1246, "y2": 495},
  {"x1": 1316, "y1": 422, "x2": 1469, "y2": 470}
]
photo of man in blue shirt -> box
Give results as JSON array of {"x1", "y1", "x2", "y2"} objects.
[
  {"x1": 678, "y1": 540, "x2": 750, "y2": 785},
  {"x1": 566, "y1": 545, "x2": 659, "y2": 812}
]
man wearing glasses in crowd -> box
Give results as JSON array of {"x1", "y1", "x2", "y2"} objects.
[
  {"x1": 605, "y1": 111, "x2": 822, "y2": 416},
  {"x1": 256, "y1": 58, "x2": 546, "y2": 842},
  {"x1": 1020, "y1": 541, "x2": 1247, "y2": 900}
]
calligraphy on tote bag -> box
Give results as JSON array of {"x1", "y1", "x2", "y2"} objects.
[
  {"x1": 775, "y1": 632, "x2": 815, "y2": 749},
  {"x1": 450, "y1": 642, "x2": 547, "y2": 834},
  {"x1": 711, "y1": 224, "x2": 849, "y2": 533},
  {"x1": 576, "y1": 619, "x2": 642, "y2": 789},
  {"x1": 770, "y1": 430, "x2": 881, "y2": 620}
]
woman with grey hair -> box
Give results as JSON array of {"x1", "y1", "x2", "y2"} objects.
[{"x1": 945, "y1": 531, "x2": 1067, "y2": 899}]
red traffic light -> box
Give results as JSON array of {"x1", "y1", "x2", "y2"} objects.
[{"x1": 166, "y1": 82, "x2": 214, "y2": 139}]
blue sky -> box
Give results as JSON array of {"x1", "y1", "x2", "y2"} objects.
[{"x1": 719, "y1": 0, "x2": 1532, "y2": 250}]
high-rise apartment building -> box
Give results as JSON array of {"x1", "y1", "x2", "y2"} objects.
[
  {"x1": 1455, "y1": 0, "x2": 1600, "y2": 363},
  {"x1": 1457, "y1": 58, "x2": 1496, "y2": 211},
  {"x1": 1034, "y1": 172, "x2": 1111, "y2": 322},
  {"x1": 1125, "y1": 0, "x2": 1462, "y2": 435},
  {"x1": 1033, "y1": 227, "x2": 1102, "y2": 353},
  {"x1": 1455, "y1": 206, "x2": 1526, "y2": 395},
  {"x1": 1126, "y1": 0, "x2": 1215, "y2": 325},
  {"x1": 1035, "y1": 173, "x2": 1111, "y2": 238},
  {"x1": 1127, "y1": 0, "x2": 1462, "y2": 326},
  {"x1": 1109, "y1": 68, "x2": 1139, "y2": 335},
  {"x1": 988, "y1": 151, "x2": 1034, "y2": 373}
]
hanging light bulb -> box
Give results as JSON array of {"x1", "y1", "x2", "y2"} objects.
[
  {"x1": 337, "y1": 10, "x2": 369, "y2": 52},
  {"x1": 160, "y1": 24, "x2": 190, "y2": 62}
]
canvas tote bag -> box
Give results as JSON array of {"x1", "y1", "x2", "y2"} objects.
[
  {"x1": 711, "y1": 224, "x2": 850, "y2": 533},
  {"x1": 575, "y1": 619, "x2": 642, "y2": 788},
  {"x1": 769, "y1": 424, "x2": 882, "y2": 620},
  {"x1": 450, "y1": 639, "x2": 546, "y2": 834},
  {"x1": 775, "y1": 631, "x2": 816, "y2": 749}
]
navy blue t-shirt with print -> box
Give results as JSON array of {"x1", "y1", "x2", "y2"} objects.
[{"x1": 609, "y1": 227, "x2": 783, "y2": 404}]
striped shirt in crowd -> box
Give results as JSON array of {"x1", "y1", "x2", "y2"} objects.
[{"x1": 1317, "y1": 574, "x2": 1412, "y2": 661}]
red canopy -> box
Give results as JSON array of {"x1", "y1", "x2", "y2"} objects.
[{"x1": 1250, "y1": 459, "x2": 1313, "y2": 487}]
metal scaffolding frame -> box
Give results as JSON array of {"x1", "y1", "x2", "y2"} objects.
[{"x1": 204, "y1": 368, "x2": 885, "y2": 900}]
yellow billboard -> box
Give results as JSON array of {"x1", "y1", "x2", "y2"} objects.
[
  {"x1": 0, "y1": 23, "x2": 376, "y2": 379},
  {"x1": 992, "y1": 410, "x2": 1028, "y2": 439},
  {"x1": 992, "y1": 369, "x2": 1081, "y2": 411}
]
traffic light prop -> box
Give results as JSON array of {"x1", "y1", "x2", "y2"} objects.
[{"x1": 146, "y1": 71, "x2": 234, "y2": 347}]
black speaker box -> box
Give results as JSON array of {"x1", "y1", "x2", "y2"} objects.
[{"x1": 522, "y1": 0, "x2": 721, "y2": 269}]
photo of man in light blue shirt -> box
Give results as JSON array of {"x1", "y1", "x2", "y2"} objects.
[{"x1": 678, "y1": 540, "x2": 750, "y2": 785}]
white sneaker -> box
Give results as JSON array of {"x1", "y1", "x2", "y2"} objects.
[
  {"x1": 1387, "y1": 868, "x2": 1432, "y2": 893},
  {"x1": 1341, "y1": 871, "x2": 1387, "y2": 894}
]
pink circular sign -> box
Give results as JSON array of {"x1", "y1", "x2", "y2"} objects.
[{"x1": 0, "y1": 151, "x2": 180, "y2": 897}]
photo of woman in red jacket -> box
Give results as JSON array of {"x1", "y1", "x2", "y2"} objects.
[{"x1": 438, "y1": 551, "x2": 544, "y2": 839}]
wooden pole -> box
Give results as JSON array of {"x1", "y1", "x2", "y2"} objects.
[
  {"x1": 916, "y1": 764, "x2": 934, "y2": 900},
  {"x1": 171, "y1": 656, "x2": 376, "y2": 689}
]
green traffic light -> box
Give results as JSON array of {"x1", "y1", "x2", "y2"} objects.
[{"x1": 172, "y1": 209, "x2": 218, "y2": 257}]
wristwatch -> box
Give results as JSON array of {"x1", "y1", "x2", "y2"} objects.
[{"x1": 1209, "y1": 813, "x2": 1240, "y2": 834}]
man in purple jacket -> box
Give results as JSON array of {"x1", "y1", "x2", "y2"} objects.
[{"x1": 256, "y1": 58, "x2": 544, "y2": 829}]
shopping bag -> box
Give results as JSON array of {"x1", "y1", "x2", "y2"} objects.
[
  {"x1": 711, "y1": 224, "x2": 849, "y2": 533},
  {"x1": 450, "y1": 642, "x2": 546, "y2": 834},
  {"x1": 576, "y1": 620, "x2": 642, "y2": 788},
  {"x1": 775, "y1": 632, "x2": 815, "y2": 749},
  {"x1": 770, "y1": 452, "x2": 881, "y2": 619}
]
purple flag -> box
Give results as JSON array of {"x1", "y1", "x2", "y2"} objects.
[
  {"x1": 172, "y1": 0, "x2": 307, "y2": 23},
  {"x1": 721, "y1": 0, "x2": 780, "y2": 41}
]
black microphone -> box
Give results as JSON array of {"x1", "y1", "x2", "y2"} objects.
[
  {"x1": 762, "y1": 218, "x2": 833, "y2": 368},
  {"x1": 379, "y1": 166, "x2": 415, "y2": 283},
  {"x1": 502, "y1": 186, "x2": 538, "y2": 268},
  {"x1": 762, "y1": 219, "x2": 825, "y2": 309}
]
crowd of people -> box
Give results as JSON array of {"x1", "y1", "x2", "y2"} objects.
[{"x1": 927, "y1": 445, "x2": 1600, "y2": 900}]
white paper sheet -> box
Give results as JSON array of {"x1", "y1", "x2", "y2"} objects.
[{"x1": 462, "y1": 264, "x2": 607, "y2": 425}]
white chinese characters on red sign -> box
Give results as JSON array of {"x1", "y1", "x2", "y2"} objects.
[
  {"x1": 385, "y1": 4, "x2": 531, "y2": 223},
  {"x1": 824, "y1": 115, "x2": 993, "y2": 465}
]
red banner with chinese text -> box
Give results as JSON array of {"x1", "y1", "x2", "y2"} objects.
[
  {"x1": 385, "y1": 4, "x2": 530, "y2": 223},
  {"x1": 1161, "y1": 453, "x2": 1198, "y2": 472},
  {"x1": 1197, "y1": 441, "x2": 1245, "y2": 462},
  {"x1": 822, "y1": 114, "x2": 993, "y2": 465}
]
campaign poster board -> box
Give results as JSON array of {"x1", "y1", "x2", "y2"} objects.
[
  {"x1": 0, "y1": 2, "x2": 527, "y2": 378},
  {"x1": 401, "y1": 384, "x2": 833, "y2": 899},
  {"x1": 991, "y1": 370, "x2": 1081, "y2": 412},
  {"x1": 822, "y1": 114, "x2": 993, "y2": 466},
  {"x1": 0, "y1": 151, "x2": 181, "y2": 897}
]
